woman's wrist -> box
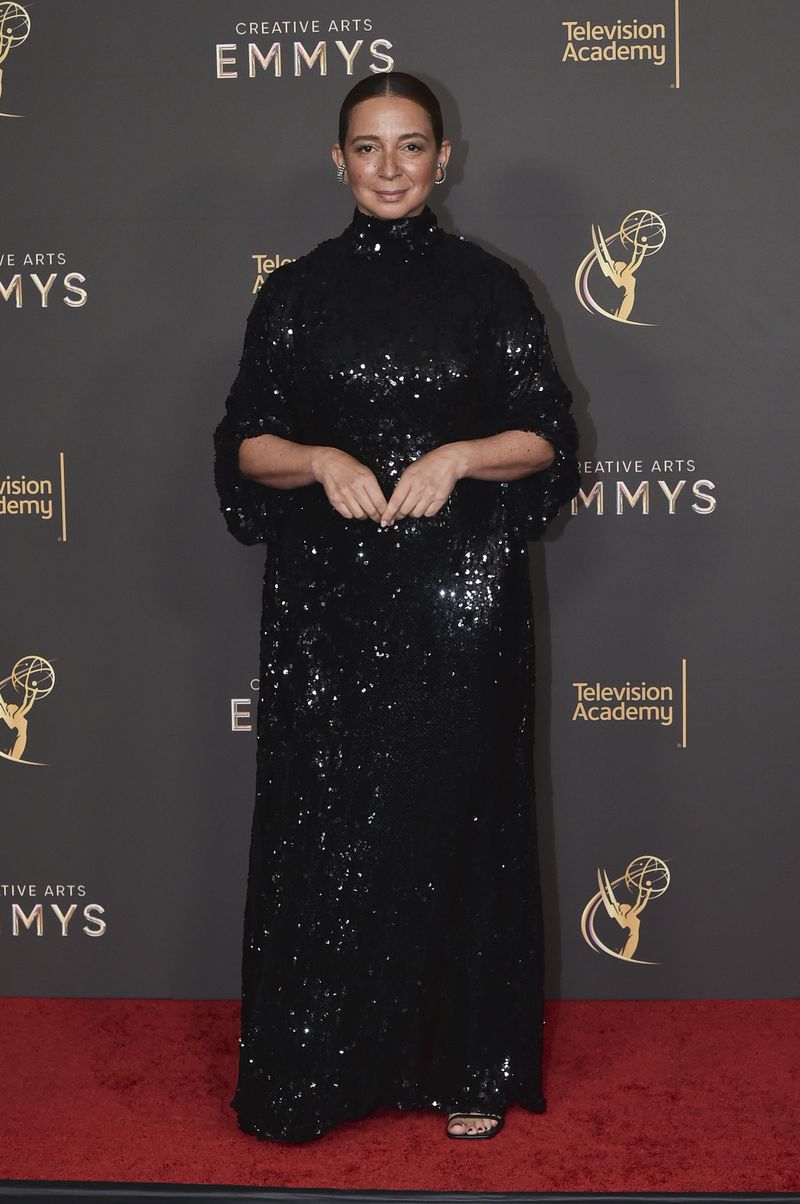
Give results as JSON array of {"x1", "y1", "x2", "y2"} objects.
[
  {"x1": 439, "y1": 440, "x2": 477, "y2": 480},
  {"x1": 308, "y1": 444, "x2": 338, "y2": 482}
]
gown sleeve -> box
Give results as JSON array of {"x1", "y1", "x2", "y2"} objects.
[
  {"x1": 213, "y1": 271, "x2": 296, "y2": 546},
  {"x1": 485, "y1": 261, "x2": 581, "y2": 541}
]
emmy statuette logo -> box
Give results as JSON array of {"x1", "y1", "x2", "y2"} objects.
[
  {"x1": 575, "y1": 210, "x2": 667, "y2": 326},
  {"x1": 581, "y1": 854, "x2": 671, "y2": 964},
  {"x1": 0, "y1": 1, "x2": 29, "y2": 117},
  {"x1": 0, "y1": 655, "x2": 55, "y2": 765}
]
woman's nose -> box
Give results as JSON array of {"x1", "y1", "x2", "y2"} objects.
[{"x1": 379, "y1": 154, "x2": 401, "y2": 178}]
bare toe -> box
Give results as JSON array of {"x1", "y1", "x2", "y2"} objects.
[{"x1": 448, "y1": 1112, "x2": 499, "y2": 1136}]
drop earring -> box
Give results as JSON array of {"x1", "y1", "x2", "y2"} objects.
[{"x1": 434, "y1": 162, "x2": 447, "y2": 185}]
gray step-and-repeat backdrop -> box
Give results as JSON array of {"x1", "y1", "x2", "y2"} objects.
[{"x1": 2, "y1": 1, "x2": 797, "y2": 1000}]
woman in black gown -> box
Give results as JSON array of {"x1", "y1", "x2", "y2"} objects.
[{"x1": 213, "y1": 71, "x2": 580, "y2": 1144}]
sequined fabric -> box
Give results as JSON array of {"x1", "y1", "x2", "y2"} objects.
[{"x1": 213, "y1": 203, "x2": 580, "y2": 1144}]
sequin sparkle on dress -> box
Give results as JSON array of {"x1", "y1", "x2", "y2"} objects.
[{"x1": 213, "y1": 203, "x2": 580, "y2": 1143}]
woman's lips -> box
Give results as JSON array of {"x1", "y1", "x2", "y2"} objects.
[{"x1": 375, "y1": 190, "x2": 408, "y2": 199}]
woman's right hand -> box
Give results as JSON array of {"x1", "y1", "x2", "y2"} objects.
[{"x1": 310, "y1": 447, "x2": 389, "y2": 523}]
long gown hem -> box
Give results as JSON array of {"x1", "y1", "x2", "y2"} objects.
[{"x1": 230, "y1": 1088, "x2": 547, "y2": 1145}]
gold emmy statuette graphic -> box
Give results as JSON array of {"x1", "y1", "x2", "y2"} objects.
[
  {"x1": 0, "y1": 0, "x2": 29, "y2": 112},
  {"x1": 0, "y1": 654, "x2": 54, "y2": 765},
  {"x1": 575, "y1": 210, "x2": 667, "y2": 326},
  {"x1": 581, "y1": 854, "x2": 671, "y2": 965}
]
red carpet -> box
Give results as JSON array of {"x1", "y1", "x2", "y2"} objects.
[{"x1": 0, "y1": 998, "x2": 797, "y2": 1193}]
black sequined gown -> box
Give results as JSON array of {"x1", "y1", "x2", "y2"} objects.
[{"x1": 213, "y1": 203, "x2": 580, "y2": 1143}]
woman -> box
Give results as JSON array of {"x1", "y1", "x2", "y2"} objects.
[{"x1": 213, "y1": 71, "x2": 580, "y2": 1144}]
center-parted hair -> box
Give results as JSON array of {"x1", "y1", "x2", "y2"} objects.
[{"x1": 338, "y1": 71, "x2": 444, "y2": 151}]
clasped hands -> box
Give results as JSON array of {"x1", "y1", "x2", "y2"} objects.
[
  {"x1": 239, "y1": 430, "x2": 554, "y2": 523},
  {"x1": 312, "y1": 444, "x2": 467, "y2": 528}
]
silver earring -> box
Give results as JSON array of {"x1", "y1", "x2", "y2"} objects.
[
  {"x1": 434, "y1": 162, "x2": 447, "y2": 185},
  {"x1": 336, "y1": 162, "x2": 347, "y2": 184}
]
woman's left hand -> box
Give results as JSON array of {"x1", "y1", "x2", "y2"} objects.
[{"x1": 380, "y1": 444, "x2": 466, "y2": 527}]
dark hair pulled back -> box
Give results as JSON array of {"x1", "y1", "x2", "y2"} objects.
[{"x1": 338, "y1": 71, "x2": 444, "y2": 151}]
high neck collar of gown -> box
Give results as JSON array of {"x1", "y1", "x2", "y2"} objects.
[{"x1": 344, "y1": 202, "x2": 442, "y2": 260}]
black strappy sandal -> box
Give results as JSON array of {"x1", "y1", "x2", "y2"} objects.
[{"x1": 446, "y1": 1111, "x2": 505, "y2": 1140}]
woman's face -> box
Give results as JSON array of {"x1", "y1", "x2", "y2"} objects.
[{"x1": 332, "y1": 94, "x2": 451, "y2": 220}]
